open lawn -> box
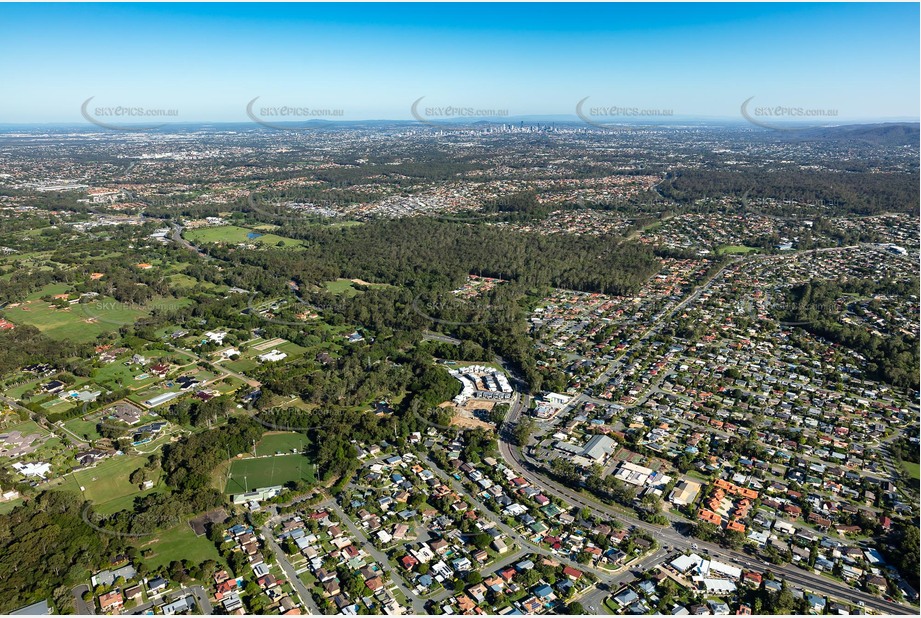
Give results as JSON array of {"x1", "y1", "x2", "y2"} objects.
[
  {"x1": 223, "y1": 357, "x2": 258, "y2": 374},
  {"x1": 185, "y1": 225, "x2": 302, "y2": 249},
  {"x1": 63, "y1": 416, "x2": 103, "y2": 441},
  {"x1": 167, "y1": 272, "x2": 226, "y2": 292},
  {"x1": 2, "y1": 419, "x2": 48, "y2": 436},
  {"x1": 0, "y1": 498, "x2": 23, "y2": 515},
  {"x1": 135, "y1": 522, "x2": 224, "y2": 572},
  {"x1": 450, "y1": 360, "x2": 505, "y2": 373},
  {"x1": 4, "y1": 378, "x2": 43, "y2": 400},
  {"x1": 323, "y1": 278, "x2": 391, "y2": 297},
  {"x1": 92, "y1": 350, "x2": 171, "y2": 389},
  {"x1": 901, "y1": 460, "x2": 920, "y2": 481},
  {"x1": 56, "y1": 454, "x2": 161, "y2": 513},
  {"x1": 715, "y1": 244, "x2": 759, "y2": 255},
  {"x1": 223, "y1": 454, "x2": 315, "y2": 494},
  {"x1": 324, "y1": 279, "x2": 360, "y2": 297},
  {"x1": 2, "y1": 286, "x2": 153, "y2": 342}
]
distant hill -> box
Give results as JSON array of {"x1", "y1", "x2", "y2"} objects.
[{"x1": 789, "y1": 122, "x2": 920, "y2": 147}]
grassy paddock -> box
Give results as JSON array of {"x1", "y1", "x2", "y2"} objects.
[
  {"x1": 135, "y1": 522, "x2": 225, "y2": 572},
  {"x1": 55, "y1": 454, "x2": 158, "y2": 511},
  {"x1": 185, "y1": 225, "x2": 302, "y2": 248},
  {"x1": 715, "y1": 244, "x2": 759, "y2": 255}
]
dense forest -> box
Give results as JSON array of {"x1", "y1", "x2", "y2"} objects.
[
  {"x1": 210, "y1": 216, "x2": 660, "y2": 296},
  {"x1": 0, "y1": 492, "x2": 124, "y2": 612},
  {"x1": 659, "y1": 168, "x2": 919, "y2": 215}
]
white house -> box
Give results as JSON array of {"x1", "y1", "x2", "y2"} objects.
[
  {"x1": 258, "y1": 349, "x2": 287, "y2": 363},
  {"x1": 12, "y1": 462, "x2": 51, "y2": 478}
]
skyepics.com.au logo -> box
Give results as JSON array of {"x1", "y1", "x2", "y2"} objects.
[
  {"x1": 81, "y1": 97, "x2": 179, "y2": 131},
  {"x1": 411, "y1": 96, "x2": 509, "y2": 128},
  {"x1": 79, "y1": 299, "x2": 186, "y2": 328},
  {"x1": 246, "y1": 97, "x2": 344, "y2": 130},
  {"x1": 410, "y1": 292, "x2": 518, "y2": 327},
  {"x1": 740, "y1": 96, "x2": 839, "y2": 131},
  {"x1": 576, "y1": 96, "x2": 674, "y2": 130}
]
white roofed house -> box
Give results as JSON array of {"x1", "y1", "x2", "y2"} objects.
[
  {"x1": 12, "y1": 461, "x2": 52, "y2": 478},
  {"x1": 670, "y1": 553, "x2": 704, "y2": 574},
  {"x1": 258, "y1": 349, "x2": 287, "y2": 363},
  {"x1": 204, "y1": 330, "x2": 228, "y2": 344}
]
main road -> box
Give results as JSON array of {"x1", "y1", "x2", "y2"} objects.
[
  {"x1": 498, "y1": 398, "x2": 915, "y2": 615},
  {"x1": 489, "y1": 250, "x2": 915, "y2": 615}
]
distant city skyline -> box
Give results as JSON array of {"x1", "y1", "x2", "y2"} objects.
[{"x1": 0, "y1": 2, "x2": 918, "y2": 124}]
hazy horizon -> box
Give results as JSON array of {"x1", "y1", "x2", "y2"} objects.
[{"x1": 0, "y1": 3, "x2": 918, "y2": 125}]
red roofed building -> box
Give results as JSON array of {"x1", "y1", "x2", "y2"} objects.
[
  {"x1": 400, "y1": 555, "x2": 419, "y2": 570},
  {"x1": 98, "y1": 592, "x2": 123, "y2": 613},
  {"x1": 216, "y1": 579, "x2": 238, "y2": 594},
  {"x1": 563, "y1": 566, "x2": 583, "y2": 580}
]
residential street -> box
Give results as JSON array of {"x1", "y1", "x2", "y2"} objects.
[
  {"x1": 324, "y1": 500, "x2": 429, "y2": 614},
  {"x1": 261, "y1": 523, "x2": 324, "y2": 615}
]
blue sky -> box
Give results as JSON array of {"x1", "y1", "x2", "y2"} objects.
[{"x1": 0, "y1": 3, "x2": 917, "y2": 123}]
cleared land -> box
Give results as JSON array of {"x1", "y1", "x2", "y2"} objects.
[
  {"x1": 323, "y1": 278, "x2": 391, "y2": 297},
  {"x1": 1, "y1": 288, "x2": 147, "y2": 342},
  {"x1": 135, "y1": 522, "x2": 224, "y2": 572},
  {"x1": 185, "y1": 225, "x2": 302, "y2": 248},
  {"x1": 55, "y1": 454, "x2": 162, "y2": 514},
  {"x1": 715, "y1": 244, "x2": 759, "y2": 255}
]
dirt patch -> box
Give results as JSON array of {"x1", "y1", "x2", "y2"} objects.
[
  {"x1": 447, "y1": 399, "x2": 497, "y2": 430},
  {"x1": 189, "y1": 508, "x2": 228, "y2": 536}
]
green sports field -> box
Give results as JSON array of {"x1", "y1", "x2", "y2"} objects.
[
  {"x1": 254, "y1": 432, "x2": 310, "y2": 456},
  {"x1": 223, "y1": 454, "x2": 315, "y2": 494},
  {"x1": 135, "y1": 522, "x2": 225, "y2": 572}
]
